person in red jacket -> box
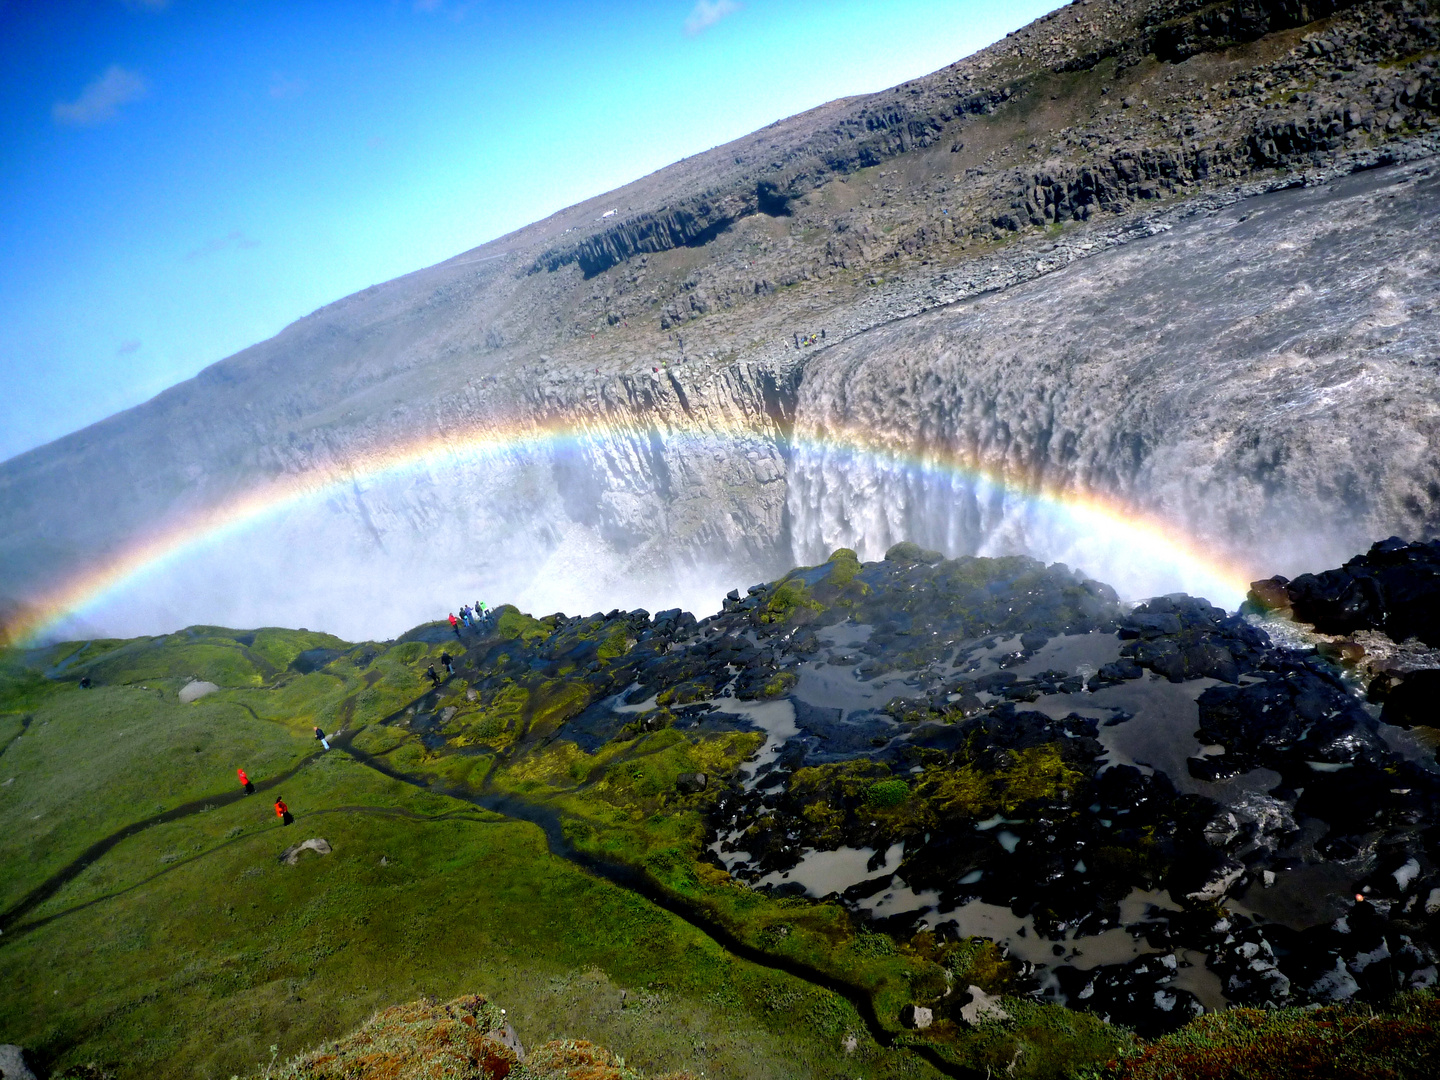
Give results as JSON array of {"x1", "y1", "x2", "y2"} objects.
[
  {"x1": 274, "y1": 796, "x2": 293, "y2": 826},
  {"x1": 448, "y1": 613, "x2": 462, "y2": 639},
  {"x1": 237, "y1": 767, "x2": 254, "y2": 795}
]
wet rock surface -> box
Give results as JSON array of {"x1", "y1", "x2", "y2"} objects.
[
  {"x1": 407, "y1": 542, "x2": 1440, "y2": 1041},
  {"x1": 1248, "y1": 536, "x2": 1440, "y2": 731},
  {"x1": 1254, "y1": 537, "x2": 1440, "y2": 647}
]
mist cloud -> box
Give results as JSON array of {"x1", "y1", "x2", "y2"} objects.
[
  {"x1": 684, "y1": 0, "x2": 741, "y2": 37},
  {"x1": 52, "y1": 65, "x2": 148, "y2": 126}
]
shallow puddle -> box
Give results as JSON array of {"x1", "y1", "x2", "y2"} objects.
[
  {"x1": 1062, "y1": 925, "x2": 1167, "y2": 971},
  {"x1": 1172, "y1": 948, "x2": 1228, "y2": 1012},
  {"x1": 936, "y1": 890, "x2": 1202, "y2": 1006},
  {"x1": 793, "y1": 622, "x2": 918, "y2": 718},
  {"x1": 709, "y1": 697, "x2": 799, "y2": 789},
  {"x1": 1013, "y1": 632, "x2": 1124, "y2": 681},
  {"x1": 1025, "y1": 673, "x2": 1280, "y2": 798},
  {"x1": 857, "y1": 877, "x2": 944, "y2": 918},
  {"x1": 755, "y1": 841, "x2": 904, "y2": 895},
  {"x1": 1119, "y1": 887, "x2": 1181, "y2": 924},
  {"x1": 1229, "y1": 860, "x2": 1358, "y2": 930}
]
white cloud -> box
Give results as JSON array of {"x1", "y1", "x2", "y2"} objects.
[
  {"x1": 269, "y1": 72, "x2": 307, "y2": 100},
  {"x1": 412, "y1": 0, "x2": 471, "y2": 19},
  {"x1": 52, "y1": 65, "x2": 148, "y2": 126},
  {"x1": 684, "y1": 0, "x2": 741, "y2": 36},
  {"x1": 185, "y1": 230, "x2": 260, "y2": 262},
  {"x1": 116, "y1": 339, "x2": 141, "y2": 355}
]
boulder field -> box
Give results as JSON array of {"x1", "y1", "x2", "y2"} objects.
[{"x1": 359, "y1": 537, "x2": 1440, "y2": 1050}]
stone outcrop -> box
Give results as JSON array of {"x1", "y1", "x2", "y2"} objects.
[
  {"x1": 0, "y1": 1046, "x2": 37, "y2": 1080},
  {"x1": 280, "y1": 838, "x2": 332, "y2": 866},
  {"x1": 1256, "y1": 537, "x2": 1440, "y2": 646}
]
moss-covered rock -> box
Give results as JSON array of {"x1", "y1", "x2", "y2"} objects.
[
  {"x1": 866, "y1": 779, "x2": 910, "y2": 808},
  {"x1": 274, "y1": 992, "x2": 705, "y2": 1080}
]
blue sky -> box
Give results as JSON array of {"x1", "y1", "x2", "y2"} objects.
[{"x1": 0, "y1": 0, "x2": 1059, "y2": 462}]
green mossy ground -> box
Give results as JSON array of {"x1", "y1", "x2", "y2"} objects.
[
  {"x1": 0, "y1": 631, "x2": 930, "y2": 1080},
  {"x1": 1103, "y1": 992, "x2": 1440, "y2": 1079},
  {"x1": 0, "y1": 561, "x2": 1208, "y2": 1080},
  {"x1": 5, "y1": 592, "x2": 1436, "y2": 1080}
]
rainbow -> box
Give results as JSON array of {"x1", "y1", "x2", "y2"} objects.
[{"x1": 1, "y1": 415, "x2": 1258, "y2": 646}]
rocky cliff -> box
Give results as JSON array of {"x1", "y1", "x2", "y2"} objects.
[{"x1": 2, "y1": 0, "x2": 1439, "y2": 640}]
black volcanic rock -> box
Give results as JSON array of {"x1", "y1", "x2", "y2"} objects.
[
  {"x1": 371, "y1": 538, "x2": 1440, "y2": 1042},
  {"x1": 1277, "y1": 537, "x2": 1440, "y2": 645},
  {"x1": 1056, "y1": 953, "x2": 1204, "y2": 1037},
  {"x1": 1382, "y1": 669, "x2": 1440, "y2": 728}
]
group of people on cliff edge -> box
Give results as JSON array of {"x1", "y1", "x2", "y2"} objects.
[{"x1": 449, "y1": 601, "x2": 489, "y2": 638}]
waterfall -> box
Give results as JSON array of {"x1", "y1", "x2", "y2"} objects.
[{"x1": 784, "y1": 434, "x2": 1249, "y2": 607}]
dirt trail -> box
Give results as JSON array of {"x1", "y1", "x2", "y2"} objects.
[{"x1": 0, "y1": 743, "x2": 328, "y2": 935}]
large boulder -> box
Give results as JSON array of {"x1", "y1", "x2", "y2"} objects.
[
  {"x1": 1282, "y1": 538, "x2": 1440, "y2": 645},
  {"x1": 899, "y1": 1003, "x2": 934, "y2": 1030},
  {"x1": 0, "y1": 1047, "x2": 37, "y2": 1080},
  {"x1": 280, "y1": 838, "x2": 333, "y2": 866}
]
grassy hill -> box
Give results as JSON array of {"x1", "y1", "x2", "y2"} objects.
[
  {"x1": 0, "y1": 627, "x2": 921, "y2": 1080},
  {"x1": 4, "y1": 558, "x2": 1439, "y2": 1079}
]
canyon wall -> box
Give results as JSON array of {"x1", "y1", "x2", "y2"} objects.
[
  {"x1": 3, "y1": 0, "x2": 1440, "y2": 640},
  {"x1": 788, "y1": 161, "x2": 1440, "y2": 603}
]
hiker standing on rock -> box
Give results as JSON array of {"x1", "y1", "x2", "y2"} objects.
[
  {"x1": 275, "y1": 796, "x2": 293, "y2": 826},
  {"x1": 237, "y1": 767, "x2": 254, "y2": 795},
  {"x1": 440, "y1": 652, "x2": 455, "y2": 676},
  {"x1": 314, "y1": 725, "x2": 329, "y2": 750},
  {"x1": 448, "y1": 613, "x2": 461, "y2": 639}
]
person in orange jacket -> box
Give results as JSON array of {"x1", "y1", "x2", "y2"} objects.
[
  {"x1": 237, "y1": 767, "x2": 254, "y2": 795},
  {"x1": 275, "y1": 796, "x2": 293, "y2": 826}
]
